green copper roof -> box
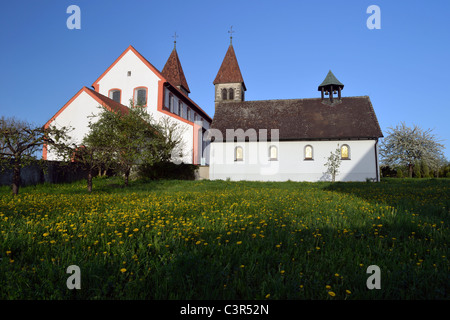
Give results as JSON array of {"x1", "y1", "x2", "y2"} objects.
[{"x1": 318, "y1": 70, "x2": 344, "y2": 90}]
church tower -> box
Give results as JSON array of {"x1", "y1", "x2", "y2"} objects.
[
  {"x1": 213, "y1": 28, "x2": 246, "y2": 108},
  {"x1": 161, "y1": 36, "x2": 191, "y2": 96}
]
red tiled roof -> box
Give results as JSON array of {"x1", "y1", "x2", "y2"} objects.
[
  {"x1": 213, "y1": 44, "x2": 246, "y2": 90},
  {"x1": 161, "y1": 48, "x2": 190, "y2": 94},
  {"x1": 84, "y1": 87, "x2": 130, "y2": 115}
]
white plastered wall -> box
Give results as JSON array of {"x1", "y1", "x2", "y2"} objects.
[
  {"x1": 209, "y1": 139, "x2": 379, "y2": 182},
  {"x1": 46, "y1": 91, "x2": 103, "y2": 160},
  {"x1": 96, "y1": 50, "x2": 196, "y2": 164}
]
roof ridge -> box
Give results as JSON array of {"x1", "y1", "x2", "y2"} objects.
[{"x1": 217, "y1": 96, "x2": 370, "y2": 104}]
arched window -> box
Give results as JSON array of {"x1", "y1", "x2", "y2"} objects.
[
  {"x1": 134, "y1": 87, "x2": 147, "y2": 106},
  {"x1": 304, "y1": 145, "x2": 313, "y2": 160},
  {"x1": 108, "y1": 89, "x2": 121, "y2": 103},
  {"x1": 235, "y1": 146, "x2": 243, "y2": 161},
  {"x1": 222, "y1": 88, "x2": 228, "y2": 100},
  {"x1": 341, "y1": 144, "x2": 350, "y2": 160},
  {"x1": 269, "y1": 145, "x2": 278, "y2": 161},
  {"x1": 228, "y1": 88, "x2": 234, "y2": 100}
]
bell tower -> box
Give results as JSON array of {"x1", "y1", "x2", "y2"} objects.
[
  {"x1": 213, "y1": 27, "x2": 246, "y2": 108},
  {"x1": 318, "y1": 70, "x2": 344, "y2": 104}
]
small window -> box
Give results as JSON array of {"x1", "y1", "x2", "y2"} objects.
[
  {"x1": 229, "y1": 88, "x2": 234, "y2": 100},
  {"x1": 134, "y1": 87, "x2": 147, "y2": 106},
  {"x1": 168, "y1": 94, "x2": 174, "y2": 112},
  {"x1": 178, "y1": 101, "x2": 183, "y2": 117},
  {"x1": 173, "y1": 99, "x2": 179, "y2": 115},
  {"x1": 127, "y1": 71, "x2": 132, "y2": 77},
  {"x1": 341, "y1": 144, "x2": 350, "y2": 160},
  {"x1": 109, "y1": 89, "x2": 121, "y2": 103},
  {"x1": 221, "y1": 88, "x2": 228, "y2": 100},
  {"x1": 235, "y1": 146, "x2": 243, "y2": 161},
  {"x1": 304, "y1": 145, "x2": 313, "y2": 160},
  {"x1": 186, "y1": 107, "x2": 191, "y2": 121},
  {"x1": 269, "y1": 145, "x2": 278, "y2": 161}
]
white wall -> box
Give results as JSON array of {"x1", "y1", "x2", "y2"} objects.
[
  {"x1": 209, "y1": 140, "x2": 379, "y2": 182},
  {"x1": 96, "y1": 50, "x2": 198, "y2": 164},
  {"x1": 97, "y1": 50, "x2": 161, "y2": 109},
  {"x1": 46, "y1": 91, "x2": 102, "y2": 160}
]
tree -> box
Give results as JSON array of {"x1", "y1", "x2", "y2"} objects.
[
  {"x1": 380, "y1": 122, "x2": 445, "y2": 178},
  {"x1": 420, "y1": 159, "x2": 430, "y2": 178},
  {"x1": 0, "y1": 116, "x2": 71, "y2": 195},
  {"x1": 85, "y1": 102, "x2": 183, "y2": 187},
  {"x1": 324, "y1": 146, "x2": 342, "y2": 182},
  {"x1": 71, "y1": 144, "x2": 112, "y2": 192}
]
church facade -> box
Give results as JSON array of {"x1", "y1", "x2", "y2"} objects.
[
  {"x1": 44, "y1": 45, "x2": 211, "y2": 165},
  {"x1": 208, "y1": 43, "x2": 383, "y2": 182}
]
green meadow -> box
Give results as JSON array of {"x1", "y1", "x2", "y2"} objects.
[{"x1": 0, "y1": 178, "x2": 448, "y2": 299}]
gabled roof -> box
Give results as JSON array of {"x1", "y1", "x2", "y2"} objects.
[
  {"x1": 84, "y1": 87, "x2": 129, "y2": 115},
  {"x1": 45, "y1": 87, "x2": 129, "y2": 128},
  {"x1": 318, "y1": 70, "x2": 344, "y2": 90},
  {"x1": 91, "y1": 45, "x2": 165, "y2": 90},
  {"x1": 211, "y1": 96, "x2": 383, "y2": 141},
  {"x1": 213, "y1": 44, "x2": 246, "y2": 90},
  {"x1": 161, "y1": 48, "x2": 190, "y2": 93},
  {"x1": 90, "y1": 45, "x2": 211, "y2": 122}
]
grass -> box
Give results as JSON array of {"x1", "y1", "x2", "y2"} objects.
[{"x1": 0, "y1": 177, "x2": 448, "y2": 299}]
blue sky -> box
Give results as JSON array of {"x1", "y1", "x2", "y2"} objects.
[{"x1": 0, "y1": 0, "x2": 449, "y2": 159}]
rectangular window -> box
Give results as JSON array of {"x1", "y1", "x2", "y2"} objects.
[{"x1": 169, "y1": 94, "x2": 174, "y2": 112}]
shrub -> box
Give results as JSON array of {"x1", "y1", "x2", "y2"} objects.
[{"x1": 138, "y1": 162, "x2": 198, "y2": 180}]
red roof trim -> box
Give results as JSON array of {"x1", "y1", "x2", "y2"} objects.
[
  {"x1": 44, "y1": 87, "x2": 129, "y2": 129},
  {"x1": 91, "y1": 45, "x2": 167, "y2": 91}
]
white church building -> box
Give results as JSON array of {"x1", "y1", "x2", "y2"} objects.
[
  {"x1": 43, "y1": 44, "x2": 212, "y2": 165},
  {"x1": 43, "y1": 39, "x2": 383, "y2": 182},
  {"x1": 208, "y1": 43, "x2": 384, "y2": 182}
]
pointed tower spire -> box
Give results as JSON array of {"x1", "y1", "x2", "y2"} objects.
[
  {"x1": 213, "y1": 44, "x2": 245, "y2": 88},
  {"x1": 318, "y1": 70, "x2": 344, "y2": 103},
  {"x1": 161, "y1": 38, "x2": 190, "y2": 95},
  {"x1": 213, "y1": 41, "x2": 246, "y2": 108}
]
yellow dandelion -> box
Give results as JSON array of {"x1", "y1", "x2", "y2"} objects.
[
  {"x1": 43, "y1": 233, "x2": 49, "y2": 237},
  {"x1": 236, "y1": 241, "x2": 242, "y2": 245},
  {"x1": 265, "y1": 294, "x2": 270, "y2": 299},
  {"x1": 328, "y1": 291, "x2": 336, "y2": 297},
  {"x1": 346, "y1": 290, "x2": 351, "y2": 295},
  {"x1": 120, "y1": 268, "x2": 127, "y2": 273},
  {"x1": 326, "y1": 285, "x2": 331, "y2": 290}
]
